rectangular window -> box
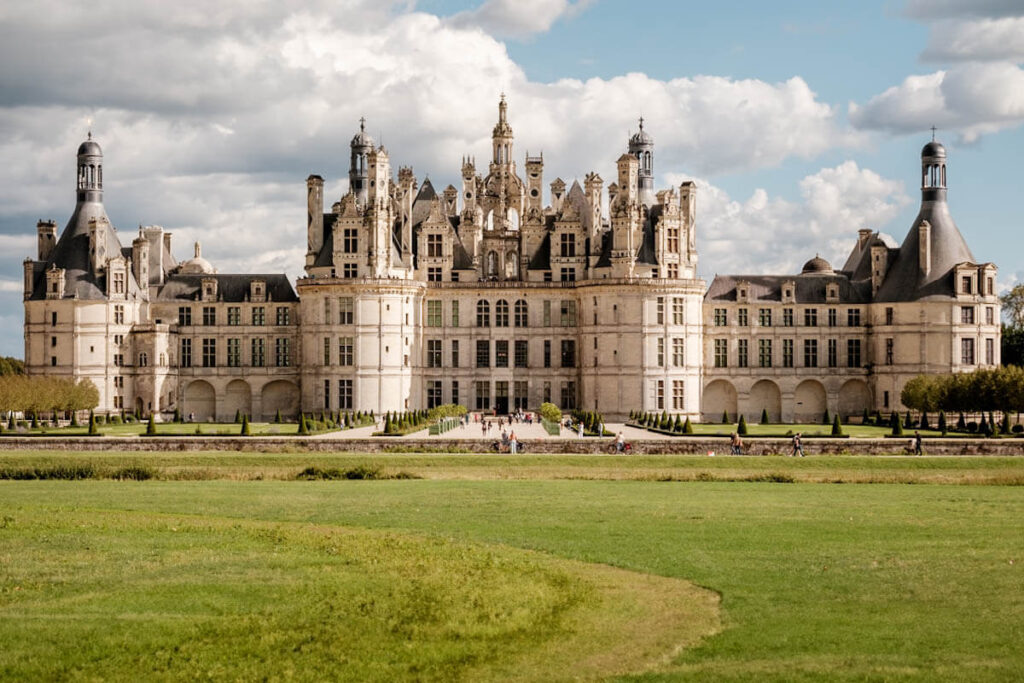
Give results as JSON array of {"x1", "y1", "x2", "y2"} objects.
[
  {"x1": 783, "y1": 308, "x2": 793, "y2": 327},
  {"x1": 495, "y1": 340, "x2": 509, "y2": 368},
  {"x1": 324, "y1": 298, "x2": 331, "y2": 323},
  {"x1": 476, "y1": 340, "x2": 490, "y2": 368},
  {"x1": 560, "y1": 339, "x2": 576, "y2": 368},
  {"x1": 561, "y1": 381, "x2": 577, "y2": 410},
  {"x1": 656, "y1": 297, "x2": 664, "y2": 324},
  {"x1": 672, "y1": 381, "x2": 684, "y2": 411},
  {"x1": 275, "y1": 338, "x2": 290, "y2": 367},
  {"x1": 847, "y1": 308, "x2": 861, "y2": 327},
  {"x1": 514, "y1": 381, "x2": 529, "y2": 411},
  {"x1": 737, "y1": 339, "x2": 748, "y2": 368},
  {"x1": 427, "y1": 300, "x2": 442, "y2": 327},
  {"x1": 985, "y1": 307, "x2": 994, "y2": 325},
  {"x1": 339, "y1": 297, "x2": 354, "y2": 325},
  {"x1": 737, "y1": 308, "x2": 748, "y2": 326},
  {"x1": 828, "y1": 308, "x2": 837, "y2": 327},
  {"x1": 477, "y1": 302, "x2": 490, "y2": 328},
  {"x1": 804, "y1": 339, "x2": 818, "y2": 367},
  {"x1": 885, "y1": 307, "x2": 894, "y2": 325},
  {"x1": 559, "y1": 233, "x2": 575, "y2": 257},
  {"x1": 961, "y1": 338, "x2": 975, "y2": 365},
  {"x1": 759, "y1": 339, "x2": 772, "y2": 368},
  {"x1": 427, "y1": 339, "x2": 442, "y2": 367},
  {"x1": 343, "y1": 228, "x2": 358, "y2": 253},
  {"x1": 714, "y1": 339, "x2": 728, "y2": 368},
  {"x1": 560, "y1": 300, "x2": 577, "y2": 326},
  {"x1": 342, "y1": 263, "x2": 358, "y2": 278},
  {"x1": 203, "y1": 306, "x2": 216, "y2": 326},
  {"x1": 276, "y1": 307, "x2": 290, "y2": 326},
  {"x1": 113, "y1": 353, "x2": 123, "y2": 367},
  {"x1": 180, "y1": 338, "x2": 192, "y2": 368},
  {"x1": 178, "y1": 306, "x2": 192, "y2": 326},
  {"x1": 226, "y1": 338, "x2": 240, "y2": 367},
  {"x1": 543, "y1": 300, "x2": 552, "y2": 326},
  {"x1": 427, "y1": 380, "x2": 443, "y2": 409},
  {"x1": 252, "y1": 306, "x2": 265, "y2": 326},
  {"x1": 884, "y1": 390, "x2": 890, "y2": 409},
  {"x1": 961, "y1": 306, "x2": 975, "y2": 324},
  {"x1": 758, "y1": 308, "x2": 771, "y2": 327},
  {"x1": 112, "y1": 272, "x2": 124, "y2": 294},
  {"x1": 323, "y1": 337, "x2": 331, "y2": 365},
  {"x1": 427, "y1": 267, "x2": 442, "y2": 282},
  {"x1": 514, "y1": 340, "x2": 528, "y2": 368},
  {"x1": 51, "y1": 312, "x2": 57, "y2": 326},
  {"x1": 961, "y1": 276, "x2": 972, "y2": 294},
  {"x1": 847, "y1": 339, "x2": 862, "y2": 367},
  {"x1": 714, "y1": 308, "x2": 727, "y2": 326},
  {"x1": 560, "y1": 267, "x2": 576, "y2": 282},
  {"x1": 782, "y1": 339, "x2": 794, "y2": 368},
  {"x1": 657, "y1": 338, "x2": 665, "y2": 367},
  {"x1": 827, "y1": 338, "x2": 838, "y2": 367},
  {"x1": 251, "y1": 338, "x2": 265, "y2": 367},
  {"x1": 451, "y1": 300, "x2": 459, "y2": 327},
  {"x1": 672, "y1": 298, "x2": 684, "y2": 325},
  {"x1": 338, "y1": 337, "x2": 353, "y2": 366},
  {"x1": 804, "y1": 309, "x2": 817, "y2": 327},
  {"x1": 543, "y1": 381, "x2": 552, "y2": 404},
  {"x1": 672, "y1": 338, "x2": 685, "y2": 367},
  {"x1": 475, "y1": 381, "x2": 490, "y2": 411},
  {"x1": 227, "y1": 306, "x2": 240, "y2": 325},
  {"x1": 427, "y1": 233, "x2": 443, "y2": 258},
  {"x1": 202, "y1": 338, "x2": 216, "y2": 368},
  {"x1": 114, "y1": 305, "x2": 124, "y2": 325},
  {"x1": 338, "y1": 379, "x2": 353, "y2": 410},
  {"x1": 543, "y1": 340, "x2": 551, "y2": 368},
  {"x1": 885, "y1": 338, "x2": 894, "y2": 365},
  {"x1": 655, "y1": 380, "x2": 664, "y2": 411},
  {"x1": 451, "y1": 381, "x2": 459, "y2": 407},
  {"x1": 324, "y1": 379, "x2": 331, "y2": 411},
  {"x1": 451, "y1": 340, "x2": 459, "y2": 368},
  {"x1": 985, "y1": 337, "x2": 994, "y2": 365}
]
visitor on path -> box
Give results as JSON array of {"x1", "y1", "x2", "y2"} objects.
[
  {"x1": 615, "y1": 431, "x2": 625, "y2": 453},
  {"x1": 731, "y1": 432, "x2": 743, "y2": 455},
  {"x1": 578, "y1": 421, "x2": 584, "y2": 439},
  {"x1": 791, "y1": 432, "x2": 805, "y2": 457},
  {"x1": 481, "y1": 421, "x2": 487, "y2": 436},
  {"x1": 509, "y1": 431, "x2": 518, "y2": 454},
  {"x1": 914, "y1": 431, "x2": 923, "y2": 455}
]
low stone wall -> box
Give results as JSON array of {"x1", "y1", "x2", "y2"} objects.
[{"x1": 0, "y1": 436, "x2": 1022, "y2": 455}]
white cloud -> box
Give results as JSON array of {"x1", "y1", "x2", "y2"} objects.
[
  {"x1": 904, "y1": 0, "x2": 1024, "y2": 21},
  {"x1": 921, "y1": 17, "x2": 1024, "y2": 62},
  {"x1": 672, "y1": 162, "x2": 910, "y2": 278},
  {"x1": 448, "y1": 0, "x2": 595, "y2": 39},
  {"x1": 849, "y1": 63, "x2": 1024, "y2": 142}
]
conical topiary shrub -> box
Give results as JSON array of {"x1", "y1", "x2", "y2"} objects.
[
  {"x1": 919, "y1": 412, "x2": 930, "y2": 430},
  {"x1": 761, "y1": 408, "x2": 769, "y2": 425},
  {"x1": 298, "y1": 414, "x2": 309, "y2": 435},
  {"x1": 822, "y1": 408, "x2": 831, "y2": 426},
  {"x1": 891, "y1": 412, "x2": 904, "y2": 436},
  {"x1": 904, "y1": 411, "x2": 914, "y2": 429},
  {"x1": 234, "y1": 409, "x2": 242, "y2": 424},
  {"x1": 938, "y1": 411, "x2": 947, "y2": 435},
  {"x1": 146, "y1": 413, "x2": 156, "y2": 436},
  {"x1": 831, "y1": 414, "x2": 843, "y2": 436},
  {"x1": 721, "y1": 410, "x2": 729, "y2": 425},
  {"x1": 683, "y1": 417, "x2": 694, "y2": 434},
  {"x1": 956, "y1": 413, "x2": 966, "y2": 431},
  {"x1": 88, "y1": 410, "x2": 97, "y2": 436},
  {"x1": 1001, "y1": 413, "x2": 1011, "y2": 435},
  {"x1": 275, "y1": 409, "x2": 282, "y2": 424},
  {"x1": 241, "y1": 414, "x2": 251, "y2": 436},
  {"x1": 737, "y1": 415, "x2": 748, "y2": 436}
]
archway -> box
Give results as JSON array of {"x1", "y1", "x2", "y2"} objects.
[
  {"x1": 702, "y1": 380, "x2": 737, "y2": 422},
  {"x1": 838, "y1": 379, "x2": 871, "y2": 419},
  {"x1": 749, "y1": 379, "x2": 781, "y2": 423},
  {"x1": 224, "y1": 379, "x2": 252, "y2": 420},
  {"x1": 794, "y1": 379, "x2": 828, "y2": 424},
  {"x1": 260, "y1": 380, "x2": 299, "y2": 421},
  {"x1": 505, "y1": 251, "x2": 519, "y2": 279},
  {"x1": 184, "y1": 380, "x2": 216, "y2": 422}
]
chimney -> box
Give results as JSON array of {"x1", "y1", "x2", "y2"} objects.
[
  {"x1": 37, "y1": 220, "x2": 57, "y2": 261},
  {"x1": 858, "y1": 229, "x2": 873, "y2": 250},
  {"x1": 870, "y1": 244, "x2": 888, "y2": 297},
  {"x1": 306, "y1": 174, "x2": 324, "y2": 268},
  {"x1": 918, "y1": 220, "x2": 931, "y2": 278}
]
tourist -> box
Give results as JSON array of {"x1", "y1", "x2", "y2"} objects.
[
  {"x1": 578, "y1": 421, "x2": 584, "y2": 439},
  {"x1": 509, "y1": 431, "x2": 518, "y2": 454},
  {"x1": 914, "y1": 431, "x2": 923, "y2": 455},
  {"x1": 791, "y1": 432, "x2": 804, "y2": 457},
  {"x1": 731, "y1": 432, "x2": 743, "y2": 455},
  {"x1": 615, "y1": 431, "x2": 625, "y2": 453}
]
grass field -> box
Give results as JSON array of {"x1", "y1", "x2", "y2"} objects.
[
  {"x1": 1, "y1": 454, "x2": 1022, "y2": 681},
  {"x1": 1, "y1": 421, "x2": 327, "y2": 437}
]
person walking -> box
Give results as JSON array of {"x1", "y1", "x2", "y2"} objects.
[
  {"x1": 509, "y1": 430, "x2": 518, "y2": 454},
  {"x1": 914, "y1": 430, "x2": 923, "y2": 455},
  {"x1": 578, "y1": 421, "x2": 584, "y2": 439},
  {"x1": 615, "y1": 431, "x2": 625, "y2": 453},
  {"x1": 731, "y1": 432, "x2": 743, "y2": 455},
  {"x1": 791, "y1": 432, "x2": 805, "y2": 457}
]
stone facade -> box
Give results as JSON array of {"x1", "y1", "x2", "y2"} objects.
[{"x1": 22, "y1": 104, "x2": 998, "y2": 422}]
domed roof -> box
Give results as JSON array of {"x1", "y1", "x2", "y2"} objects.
[
  {"x1": 179, "y1": 257, "x2": 215, "y2": 274},
  {"x1": 629, "y1": 117, "x2": 653, "y2": 146},
  {"x1": 77, "y1": 134, "x2": 102, "y2": 157},
  {"x1": 921, "y1": 140, "x2": 946, "y2": 158},
  {"x1": 801, "y1": 254, "x2": 833, "y2": 274},
  {"x1": 351, "y1": 118, "x2": 374, "y2": 148}
]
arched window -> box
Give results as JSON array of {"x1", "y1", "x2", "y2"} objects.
[
  {"x1": 139, "y1": 352, "x2": 148, "y2": 367},
  {"x1": 514, "y1": 300, "x2": 528, "y2": 327},
  {"x1": 486, "y1": 250, "x2": 498, "y2": 277},
  {"x1": 507, "y1": 208, "x2": 519, "y2": 229},
  {"x1": 495, "y1": 300, "x2": 509, "y2": 327},
  {"x1": 476, "y1": 300, "x2": 490, "y2": 327},
  {"x1": 506, "y1": 251, "x2": 519, "y2": 279},
  {"x1": 486, "y1": 211, "x2": 495, "y2": 233}
]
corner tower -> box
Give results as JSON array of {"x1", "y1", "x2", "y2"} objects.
[
  {"x1": 628, "y1": 118, "x2": 654, "y2": 207},
  {"x1": 349, "y1": 118, "x2": 374, "y2": 206}
]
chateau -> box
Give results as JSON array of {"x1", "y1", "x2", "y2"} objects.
[{"x1": 23, "y1": 99, "x2": 1000, "y2": 421}]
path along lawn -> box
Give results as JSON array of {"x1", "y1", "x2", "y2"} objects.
[{"x1": 1, "y1": 477, "x2": 1021, "y2": 681}]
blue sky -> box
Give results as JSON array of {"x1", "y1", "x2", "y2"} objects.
[{"x1": 0, "y1": 0, "x2": 1022, "y2": 357}]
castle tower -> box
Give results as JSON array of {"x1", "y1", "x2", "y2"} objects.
[
  {"x1": 525, "y1": 153, "x2": 543, "y2": 213},
  {"x1": 628, "y1": 118, "x2": 654, "y2": 207},
  {"x1": 77, "y1": 132, "x2": 103, "y2": 204},
  {"x1": 349, "y1": 118, "x2": 374, "y2": 207},
  {"x1": 491, "y1": 95, "x2": 514, "y2": 170},
  {"x1": 306, "y1": 174, "x2": 324, "y2": 268}
]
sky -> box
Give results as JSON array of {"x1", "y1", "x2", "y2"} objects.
[{"x1": 1, "y1": 0, "x2": 1023, "y2": 357}]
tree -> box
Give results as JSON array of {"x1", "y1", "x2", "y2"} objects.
[
  {"x1": 760, "y1": 408, "x2": 769, "y2": 425},
  {"x1": 891, "y1": 412, "x2": 904, "y2": 436},
  {"x1": 298, "y1": 413, "x2": 309, "y2": 435},
  {"x1": 241, "y1": 414, "x2": 252, "y2": 436},
  {"x1": 822, "y1": 408, "x2": 830, "y2": 426},
  {"x1": 831, "y1": 414, "x2": 843, "y2": 437},
  {"x1": 938, "y1": 411, "x2": 947, "y2": 435},
  {"x1": 721, "y1": 410, "x2": 729, "y2": 424},
  {"x1": 683, "y1": 417, "x2": 694, "y2": 434},
  {"x1": 146, "y1": 413, "x2": 156, "y2": 436},
  {"x1": 1000, "y1": 283, "x2": 1024, "y2": 327},
  {"x1": 88, "y1": 409, "x2": 97, "y2": 436},
  {"x1": 737, "y1": 415, "x2": 748, "y2": 436}
]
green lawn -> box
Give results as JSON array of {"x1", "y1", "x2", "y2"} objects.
[
  {"x1": 1, "y1": 467, "x2": 1022, "y2": 680},
  {"x1": 1, "y1": 421, "x2": 336, "y2": 437}
]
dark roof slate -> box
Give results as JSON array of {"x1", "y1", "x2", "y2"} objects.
[{"x1": 156, "y1": 273, "x2": 298, "y2": 302}]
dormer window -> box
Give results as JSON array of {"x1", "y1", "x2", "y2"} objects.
[
  {"x1": 201, "y1": 277, "x2": 218, "y2": 303},
  {"x1": 250, "y1": 280, "x2": 266, "y2": 303},
  {"x1": 961, "y1": 276, "x2": 973, "y2": 294}
]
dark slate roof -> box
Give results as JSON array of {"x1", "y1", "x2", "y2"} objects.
[
  {"x1": 594, "y1": 231, "x2": 612, "y2": 268},
  {"x1": 875, "y1": 198, "x2": 976, "y2": 302},
  {"x1": 312, "y1": 214, "x2": 336, "y2": 269},
  {"x1": 410, "y1": 179, "x2": 438, "y2": 228},
  {"x1": 527, "y1": 233, "x2": 551, "y2": 270},
  {"x1": 29, "y1": 199, "x2": 139, "y2": 300},
  {"x1": 705, "y1": 273, "x2": 872, "y2": 304},
  {"x1": 156, "y1": 273, "x2": 298, "y2": 302},
  {"x1": 452, "y1": 236, "x2": 474, "y2": 270},
  {"x1": 636, "y1": 206, "x2": 660, "y2": 266}
]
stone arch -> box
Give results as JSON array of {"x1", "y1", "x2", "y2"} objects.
[
  {"x1": 486, "y1": 250, "x2": 498, "y2": 278},
  {"x1": 224, "y1": 379, "x2": 252, "y2": 420},
  {"x1": 749, "y1": 379, "x2": 781, "y2": 422},
  {"x1": 794, "y1": 379, "x2": 828, "y2": 424},
  {"x1": 703, "y1": 380, "x2": 737, "y2": 422},
  {"x1": 838, "y1": 379, "x2": 871, "y2": 419},
  {"x1": 260, "y1": 380, "x2": 299, "y2": 421},
  {"x1": 184, "y1": 380, "x2": 216, "y2": 422},
  {"x1": 505, "y1": 250, "x2": 519, "y2": 279}
]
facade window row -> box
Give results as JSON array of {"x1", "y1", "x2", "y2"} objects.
[
  {"x1": 178, "y1": 305, "x2": 292, "y2": 327},
  {"x1": 179, "y1": 337, "x2": 292, "y2": 368}
]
